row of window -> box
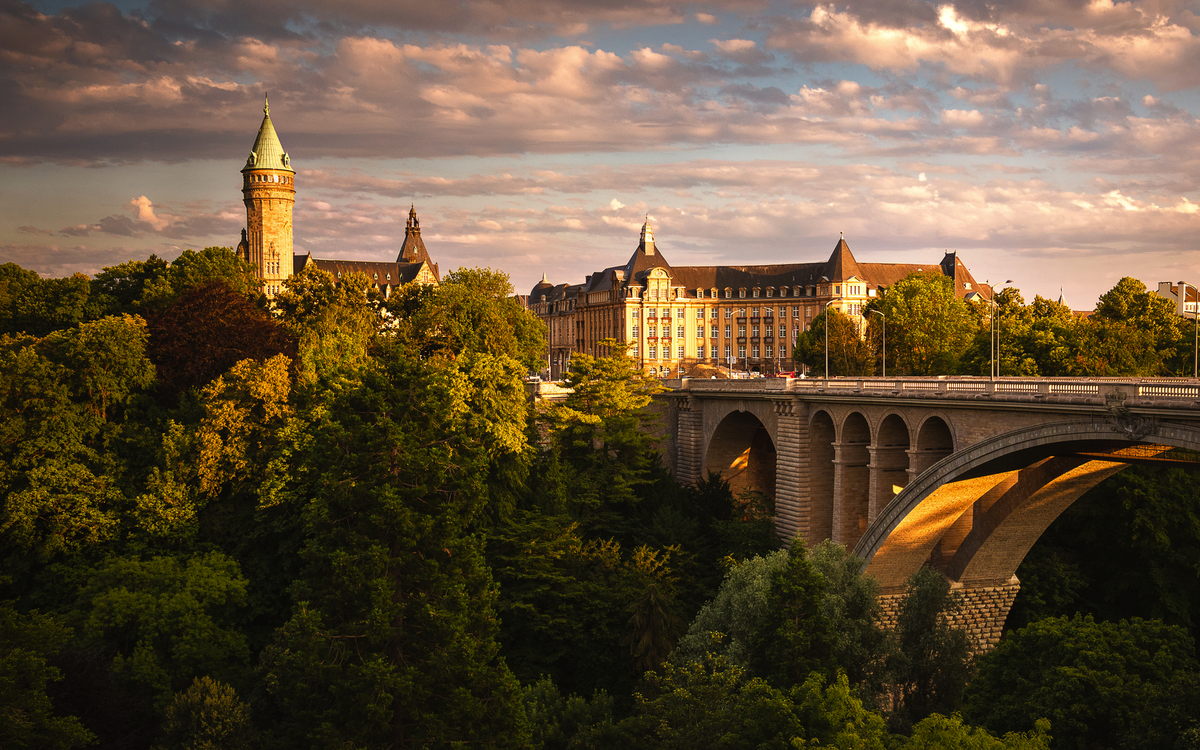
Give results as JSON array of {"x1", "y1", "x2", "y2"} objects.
[
  {"x1": 248, "y1": 173, "x2": 292, "y2": 185},
  {"x1": 643, "y1": 284, "x2": 867, "y2": 299},
  {"x1": 633, "y1": 325, "x2": 800, "y2": 338},
  {"x1": 632, "y1": 344, "x2": 785, "y2": 360},
  {"x1": 633, "y1": 306, "x2": 820, "y2": 320}
]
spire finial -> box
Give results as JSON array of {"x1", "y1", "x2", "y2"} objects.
[
  {"x1": 264, "y1": 93, "x2": 270, "y2": 116},
  {"x1": 840, "y1": 231, "x2": 844, "y2": 239},
  {"x1": 542, "y1": 271, "x2": 548, "y2": 282}
]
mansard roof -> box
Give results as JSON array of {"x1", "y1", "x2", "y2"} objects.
[
  {"x1": 295, "y1": 256, "x2": 436, "y2": 286},
  {"x1": 243, "y1": 95, "x2": 293, "y2": 174}
]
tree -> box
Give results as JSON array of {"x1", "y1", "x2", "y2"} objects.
[
  {"x1": 257, "y1": 344, "x2": 529, "y2": 749},
  {"x1": 869, "y1": 272, "x2": 976, "y2": 375},
  {"x1": 793, "y1": 309, "x2": 873, "y2": 376},
  {"x1": 89, "y1": 256, "x2": 170, "y2": 317},
  {"x1": 746, "y1": 544, "x2": 836, "y2": 689},
  {"x1": 541, "y1": 339, "x2": 663, "y2": 535},
  {"x1": 884, "y1": 567, "x2": 972, "y2": 732},
  {"x1": 963, "y1": 615, "x2": 1200, "y2": 750},
  {"x1": 145, "y1": 281, "x2": 297, "y2": 402},
  {"x1": 389, "y1": 267, "x2": 546, "y2": 372},
  {"x1": 900, "y1": 713, "x2": 1050, "y2": 750},
  {"x1": 0, "y1": 604, "x2": 94, "y2": 750},
  {"x1": 673, "y1": 550, "x2": 790, "y2": 668},
  {"x1": 70, "y1": 551, "x2": 250, "y2": 708},
  {"x1": 0, "y1": 269, "x2": 93, "y2": 337},
  {"x1": 143, "y1": 248, "x2": 260, "y2": 308},
  {"x1": 155, "y1": 676, "x2": 257, "y2": 750},
  {"x1": 807, "y1": 541, "x2": 888, "y2": 694}
]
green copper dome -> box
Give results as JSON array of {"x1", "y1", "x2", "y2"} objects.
[{"x1": 243, "y1": 95, "x2": 294, "y2": 173}]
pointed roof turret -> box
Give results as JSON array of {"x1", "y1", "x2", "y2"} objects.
[
  {"x1": 397, "y1": 204, "x2": 433, "y2": 266},
  {"x1": 243, "y1": 94, "x2": 293, "y2": 174},
  {"x1": 822, "y1": 232, "x2": 862, "y2": 283},
  {"x1": 640, "y1": 216, "x2": 656, "y2": 255}
]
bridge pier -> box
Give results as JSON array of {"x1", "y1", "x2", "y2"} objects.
[
  {"x1": 773, "y1": 400, "x2": 805, "y2": 542},
  {"x1": 876, "y1": 579, "x2": 1022, "y2": 654}
]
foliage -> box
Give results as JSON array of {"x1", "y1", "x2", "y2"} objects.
[
  {"x1": 521, "y1": 678, "x2": 616, "y2": 750},
  {"x1": 867, "y1": 272, "x2": 976, "y2": 375},
  {"x1": 155, "y1": 676, "x2": 257, "y2": 750},
  {"x1": 70, "y1": 551, "x2": 250, "y2": 707},
  {"x1": 885, "y1": 567, "x2": 973, "y2": 732},
  {"x1": 0, "y1": 604, "x2": 95, "y2": 750},
  {"x1": 389, "y1": 266, "x2": 546, "y2": 371},
  {"x1": 793, "y1": 308, "x2": 874, "y2": 376},
  {"x1": 900, "y1": 713, "x2": 1051, "y2": 750},
  {"x1": 672, "y1": 549, "x2": 791, "y2": 668},
  {"x1": 89, "y1": 255, "x2": 170, "y2": 317},
  {"x1": 145, "y1": 281, "x2": 296, "y2": 402},
  {"x1": 257, "y1": 343, "x2": 530, "y2": 749},
  {"x1": 807, "y1": 541, "x2": 888, "y2": 693},
  {"x1": 964, "y1": 615, "x2": 1200, "y2": 750},
  {"x1": 747, "y1": 544, "x2": 836, "y2": 689}
]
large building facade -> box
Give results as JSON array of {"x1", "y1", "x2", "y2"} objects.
[
  {"x1": 237, "y1": 98, "x2": 439, "y2": 295},
  {"x1": 528, "y1": 221, "x2": 990, "y2": 379}
]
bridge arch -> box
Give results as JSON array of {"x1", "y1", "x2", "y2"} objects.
[
  {"x1": 835, "y1": 412, "x2": 872, "y2": 547},
  {"x1": 808, "y1": 409, "x2": 836, "y2": 543},
  {"x1": 854, "y1": 419, "x2": 1200, "y2": 593},
  {"x1": 703, "y1": 409, "x2": 777, "y2": 501}
]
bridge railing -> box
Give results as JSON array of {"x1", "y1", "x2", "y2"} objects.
[{"x1": 675, "y1": 376, "x2": 1200, "y2": 403}]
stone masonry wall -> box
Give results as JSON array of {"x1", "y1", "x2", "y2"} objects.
[{"x1": 876, "y1": 580, "x2": 1021, "y2": 654}]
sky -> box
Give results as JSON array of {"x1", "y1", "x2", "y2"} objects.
[{"x1": 2, "y1": 0, "x2": 1199, "y2": 309}]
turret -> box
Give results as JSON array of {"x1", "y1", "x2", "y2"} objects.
[{"x1": 241, "y1": 95, "x2": 296, "y2": 296}]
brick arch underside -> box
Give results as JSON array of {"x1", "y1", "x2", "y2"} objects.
[
  {"x1": 703, "y1": 409, "x2": 778, "y2": 502},
  {"x1": 854, "y1": 420, "x2": 1200, "y2": 593}
]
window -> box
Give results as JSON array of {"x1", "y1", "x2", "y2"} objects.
[
  {"x1": 697, "y1": 345, "x2": 705, "y2": 358},
  {"x1": 779, "y1": 325, "x2": 786, "y2": 337},
  {"x1": 751, "y1": 307, "x2": 759, "y2": 318},
  {"x1": 724, "y1": 289, "x2": 732, "y2": 298},
  {"x1": 711, "y1": 325, "x2": 719, "y2": 337},
  {"x1": 632, "y1": 310, "x2": 639, "y2": 318},
  {"x1": 676, "y1": 308, "x2": 684, "y2": 318},
  {"x1": 753, "y1": 288, "x2": 760, "y2": 298},
  {"x1": 649, "y1": 346, "x2": 657, "y2": 359},
  {"x1": 766, "y1": 345, "x2": 773, "y2": 358},
  {"x1": 793, "y1": 306, "x2": 800, "y2": 317},
  {"x1": 739, "y1": 289, "x2": 746, "y2": 298},
  {"x1": 711, "y1": 308, "x2": 719, "y2": 318},
  {"x1": 725, "y1": 345, "x2": 732, "y2": 359},
  {"x1": 752, "y1": 345, "x2": 760, "y2": 358},
  {"x1": 835, "y1": 285, "x2": 842, "y2": 294},
  {"x1": 725, "y1": 309, "x2": 732, "y2": 318},
  {"x1": 725, "y1": 325, "x2": 731, "y2": 337},
  {"x1": 631, "y1": 344, "x2": 639, "y2": 355},
  {"x1": 678, "y1": 346, "x2": 685, "y2": 358},
  {"x1": 649, "y1": 326, "x2": 656, "y2": 336},
  {"x1": 752, "y1": 325, "x2": 759, "y2": 337},
  {"x1": 632, "y1": 325, "x2": 639, "y2": 336},
  {"x1": 738, "y1": 325, "x2": 746, "y2": 337},
  {"x1": 739, "y1": 345, "x2": 746, "y2": 358},
  {"x1": 662, "y1": 308, "x2": 670, "y2": 317},
  {"x1": 677, "y1": 326, "x2": 685, "y2": 338},
  {"x1": 697, "y1": 326, "x2": 704, "y2": 338}
]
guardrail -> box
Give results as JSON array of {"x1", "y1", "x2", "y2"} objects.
[{"x1": 674, "y1": 376, "x2": 1200, "y2": 402}]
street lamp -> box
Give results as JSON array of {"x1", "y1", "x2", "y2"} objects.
[
  {"x1": 1179, "y1": 280, "x2": 1198, "y2": 378},
  {"x1": 869, "y1": 309, "x2": 886, "y2": 377},
  {"x1": 989, "y1": 280, "x2": 1014, "y2": 379},
  {"x1": 823, "y1": 298, "x2": 840, "y2": 380}
]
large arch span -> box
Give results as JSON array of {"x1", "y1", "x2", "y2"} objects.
[{"x1": 854, "y1": 419, "x2": 1200, "y2": 593}]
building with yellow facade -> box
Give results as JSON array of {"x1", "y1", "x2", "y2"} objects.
[
  {"x1": 237, "y1": 97, "x2": 439, "y2": 295},
  {"x1": 527, "y1": 220, "x2": 989, "y2": 378}
]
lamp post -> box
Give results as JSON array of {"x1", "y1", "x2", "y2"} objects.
[
  {"x1": 869, "y1": 309, "x2": 886, "y2": 377},
  {"x1": 1180, "y1": 280, "x2": 1199, "y2": 378},
  {"x1": 823, "y1": 298, "x2": 839, "y2": 380},
  {"x1": 990, "y1": 280, "x2": 1014, "y2": 379}
]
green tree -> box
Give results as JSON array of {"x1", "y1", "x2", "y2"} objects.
[
  {"x1": 155, "y1": 676, "x2": 257, "y2": 750},
  {"x1": 885, "y1": 567, "x2": 972, "y2": 732},
  {"x1": 143, "y1": 248, "x2": 260, "y2": 308},
  {"x1": 869, "y1": 272, "x2": 976, "y2": 375},
  {"x1": 793, "y1": 309, "x2": 873, "y2": 376},
  {"x1": 89, "y1": 255, "x2": 171, "y2": 317},
  {"x1": 70, "y1": 551, "x2": 250, "y2": 707},
  {"x1": 389, "y1": 266, "x2": 546, "y2": 372},
  {"x1": 258, "y1": 344, "x2": 529, "y2": 749},
  {"x1": 808, "y1": 541, "x2": 888, "y2": 694},
  {"x1": 964, "y1": 615, "x2": 1200, "y2": 750},
  {"x1": 900, "y1": 713, "x2": 1051, "y2": 750},
  {"x1": 0, "y1": 604, "x2": 95, "y2": 750},
  {"x1": 0, "y1": 270, "x2": 93, "y2": 337},
  {"x1": 747, "y1": 544, "x2": 836, "y2": 689},
  {"x1": 672, "y1": 549, "x2": 791, "y2": 668}
]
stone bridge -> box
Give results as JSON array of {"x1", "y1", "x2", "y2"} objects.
[{"x1": 653, "y1": 376, "x2": 1200, "y2": 650}]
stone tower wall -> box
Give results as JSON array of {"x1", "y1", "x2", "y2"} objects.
[{"x1": 242, "y1": 170, "x2": 295, "y2": 293}]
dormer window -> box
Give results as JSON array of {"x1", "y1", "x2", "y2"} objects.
[
  {"x1": 739, "y1": 289, "x2": 746, "y2": 299},
  {"x1": 752, "y1": 288, "x2": 760, "y2": 298},
  {"x1": 724, "y1": 288, "x2": 732, "y2": 299},
  {"x1": 766, "y1": 288, "x2": 773, "y2": 298}
]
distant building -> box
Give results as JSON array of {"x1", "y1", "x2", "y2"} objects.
[
  {"x1": 236, "y1": 97, "x2": 439, "y2": 297},
  {"x1": 527, "y1": 220, "x2": 991, "y2": 379},
  {"x1": 1156, "y1": 281, "x2": 1199, "y2": 318}
]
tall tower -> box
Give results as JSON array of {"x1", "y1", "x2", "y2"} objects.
[{"x1": 241, "y1": 95, "x2": 295, "y2": 296}]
